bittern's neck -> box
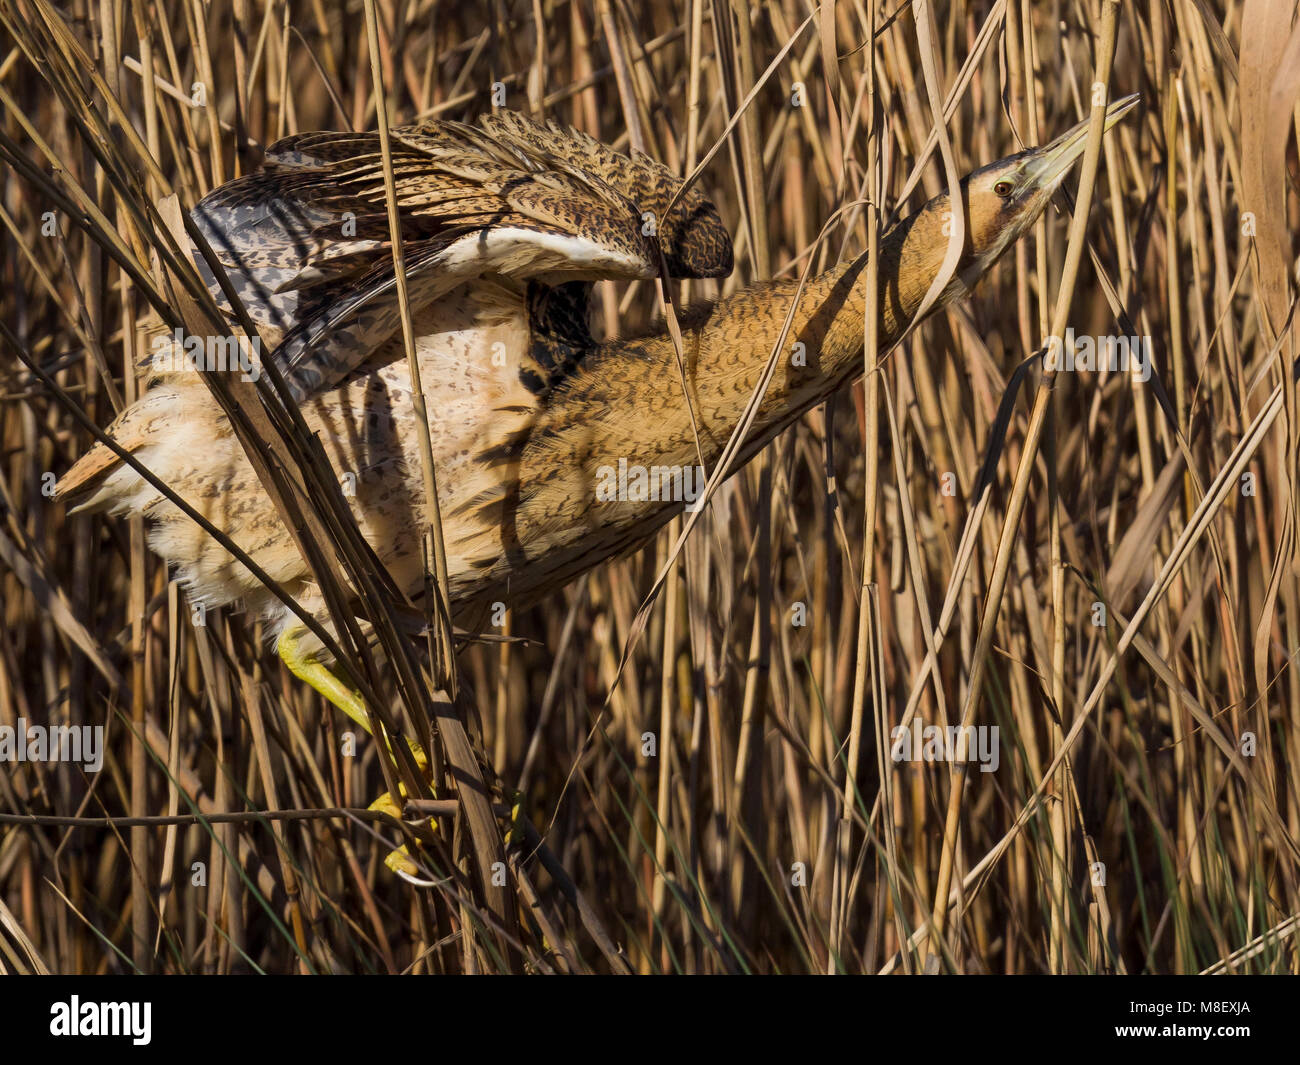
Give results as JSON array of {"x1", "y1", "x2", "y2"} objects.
[
  {"x1": 685, "y1": 203, "x2": 948, "y2": 452},
  {"x1": 543, "y1": 201, "x2": 953, "y2": 474}
]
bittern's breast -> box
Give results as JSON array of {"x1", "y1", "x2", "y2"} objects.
[{"x1": 125, "y1": 282, "x2": 545, "y2": 627}]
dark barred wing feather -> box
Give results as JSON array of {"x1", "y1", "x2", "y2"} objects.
[{"x1": 187, "y1": 110, "x2": 733, "y2": 402}]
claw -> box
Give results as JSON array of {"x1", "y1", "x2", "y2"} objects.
[
  {"x1": 367, "y1": 761, "x2": 442, "y2": 882},
  {"x1": 387, "y1": 846, "x2": 444, "y2": 887}
]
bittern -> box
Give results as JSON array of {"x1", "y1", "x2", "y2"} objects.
[{"x1": 56, "y1": 97, "x2": 1136, "y2": 833}]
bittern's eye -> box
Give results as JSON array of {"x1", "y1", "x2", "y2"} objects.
[{"x1": 993, "y1": 179, "x2": 1015, "y2": 198}]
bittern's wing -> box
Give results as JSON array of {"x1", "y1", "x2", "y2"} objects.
[
  {"x1": 189, "y1": 110, "x2": 732, "y2": 402},
  {"x1": 474, "y1": 110, "x2": 733, "y2": 280}
]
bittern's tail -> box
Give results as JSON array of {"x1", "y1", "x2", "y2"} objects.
[
  {"x1": 55, "y1": 443, "x2": 120, "y2": 510},
  {"x1": 55, "y1": 388, "x2": 176, "y2": 512}
]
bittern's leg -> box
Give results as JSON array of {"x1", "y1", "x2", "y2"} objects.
[
  {"x1": 276, "y1": 625, "x2": 368, "y2": 732},
  {"x1": 277, "y1": 624, "x2": 438, "y2": 881},
  {"x1": 276, "y1": 625, "x2": 426, "y2": 768}
]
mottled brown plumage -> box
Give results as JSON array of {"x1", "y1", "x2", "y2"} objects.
[{"x1": 56, "y1": 100, "x2": 1136, "y2": 655}]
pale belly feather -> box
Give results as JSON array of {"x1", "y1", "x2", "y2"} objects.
[{"x1": 107, "y1": 282, "x2": 540, "y2": 635}]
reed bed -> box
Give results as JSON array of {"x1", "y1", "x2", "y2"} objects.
[{"x1": 0, "y1": 0, "x2": 1297, "y2": 975}]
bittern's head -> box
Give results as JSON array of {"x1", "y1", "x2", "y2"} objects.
[{"x1": 901, "y1": 94, "x2": 1139, "y2": 298}]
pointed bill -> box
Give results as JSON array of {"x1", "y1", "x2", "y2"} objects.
[{"x1": 1023, "y1": 93, "x2": 1140, "y2": 190}]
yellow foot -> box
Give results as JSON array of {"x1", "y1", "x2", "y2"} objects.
[
  {"x1": 369, "y1": 792, "x2": 442, "y2": 885},
  {"x1": 275, "y1": 627, "x2": 522, "y2": 883},
  {"x1": 277, "y1": 625, "x2": 437, "y2": 879},
  {"x1": 373, "y1": 789, "x2": 528, "y2": 887}
]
